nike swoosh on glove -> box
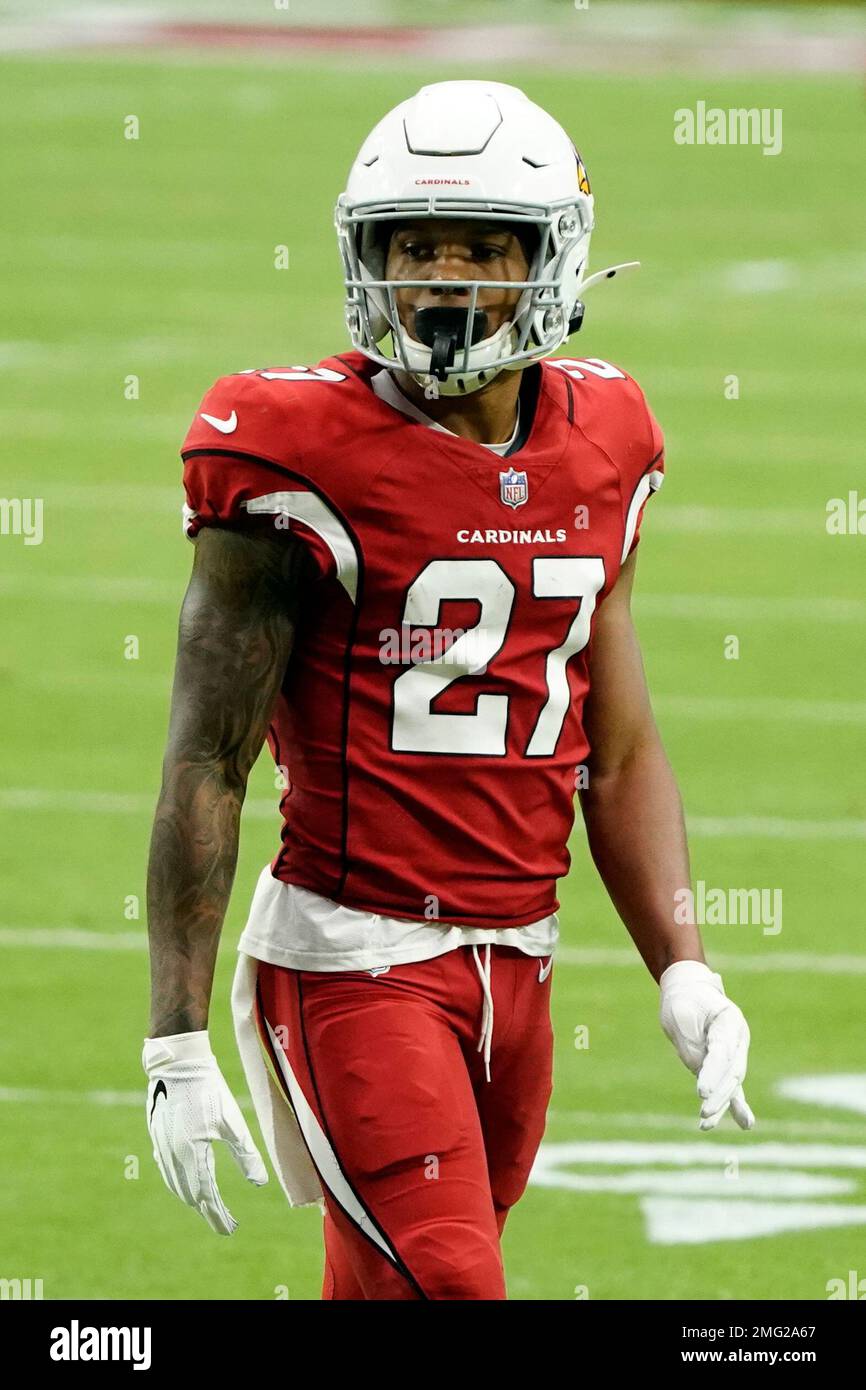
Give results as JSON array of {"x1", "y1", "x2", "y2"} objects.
[
  {"x1": 142, "y1": 1030, "x2": 268, "y2": 1234},
  {"x1": 659, "y1": 960, "x2": 756, "y2": 1131}
]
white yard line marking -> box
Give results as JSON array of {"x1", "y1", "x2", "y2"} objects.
[
  {"x1": 0, "y1": 575, "x2": 179, "y2": 602},
  {"x1": 27, "y1": 483, "x2": 181, "y2": 510},
  {"x1": 654, "y1": 696, "x2": 866, "y2": 724},
  {"x1": 687, "y1": 815, "x2": 866, "y2": 839},
  {"x1": 651, "y1": 506, "x2": 824, "y2": 536},
  {"x1": 535, "y1": 1140, "x2": 866, "y2": 1169},
  {"x1": 553, "y1": 947, "x2": 866, "y2": 974},
  {"x1": 534, "y1": 1170, "x2": 854, "y2": 1198},
  {"x1": 724, "y1": 260, "x2": 799, "y2": 294},
  {"x1": 636, "y1": 595, "x2": 866, "y2": 622},
  {"x1": 0, "y1": 928, "x2": 148, "y2": 950},
  {"x1": 0, "y1": 1085, "x2": 254, "y2": 1112},
  {"x1": 0, "y1": 1087, "x2": 143, "y2": 1106},
  {"x1": 547, "y1": 1111, "x2": 866, "y2": 1140},
  {"x1": 644, "y1": 1196, "x2": 866, "y2": 1244},
  {"x1": 0, "y1": 235, "x2": 262, "y2": 269},
  {"x1": 0, "y1": 790, "x2": 156, "y2": 814},
  {"x1": 723, "y1": 254, "x2": 866, "y2": 296},
  {"x1": 0, "y1": 337, "x2": 200, "y2": 370},
  {"x1": 0, "y1": 790, "x2": 278, "y2": 818},
  {"x1": 778, "y1": 1075, "x2": 866, "y2": 1118}
]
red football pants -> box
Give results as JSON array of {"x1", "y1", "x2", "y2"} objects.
[{"x1": 254, "y1": 945, "x2": 554, "y2": 1300}]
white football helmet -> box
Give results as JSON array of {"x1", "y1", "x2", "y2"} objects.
[{"x1": 335, "y1": 80, "x2": 637, "y2": 396}]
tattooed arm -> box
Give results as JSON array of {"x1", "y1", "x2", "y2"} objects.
[{"x1": 146, "y1": 525, "x2": 308, "y2": 1037}]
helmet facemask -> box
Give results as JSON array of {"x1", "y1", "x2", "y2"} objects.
[{"x1": 335, "y1": 199, "x2": 594, "y2": 397}]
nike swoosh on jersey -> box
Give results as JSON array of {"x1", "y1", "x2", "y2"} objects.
[
  {"x1": 538, "y1": 956, "x2": 553, "y2": 982},
  {"x1": 199, "y1": 410, "x2": 238, "y2": 434}
]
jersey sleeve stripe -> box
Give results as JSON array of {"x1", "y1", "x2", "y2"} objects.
[
  {"x1": 621, "y1": 464, "x2": 664, "y2": 563},
  {"x1": 244, "y1": 490, "x2": 359, "y2": 603}
]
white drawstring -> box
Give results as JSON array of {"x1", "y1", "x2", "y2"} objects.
[{"x1": 471, "y1": 944, "x2": 495, "y2": 1082}]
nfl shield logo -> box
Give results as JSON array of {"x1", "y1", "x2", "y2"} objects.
[{"x1": 499, "y1": 467, "x2": 528, "y2": 510}]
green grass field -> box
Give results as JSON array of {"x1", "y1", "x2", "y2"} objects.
[{"x1": 1, "y1": 48, "x2": 865, "y2": 1300}]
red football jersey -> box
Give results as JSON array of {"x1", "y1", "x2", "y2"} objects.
[{"x1": 180, "y1": 351, "x2": 664, "y2": 929}]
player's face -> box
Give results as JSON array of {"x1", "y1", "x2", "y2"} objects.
[{"x1": 385, "y1": 219, "x2": 531, "y2": 340}]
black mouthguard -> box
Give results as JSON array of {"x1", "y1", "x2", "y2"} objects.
[{"x1": 413, "y1": 307, "x2": 489, "y2": 380}]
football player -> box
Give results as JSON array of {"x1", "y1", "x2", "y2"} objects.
[{"x1": 143, "y1": 81, "x2": 754, "y2": 1300}]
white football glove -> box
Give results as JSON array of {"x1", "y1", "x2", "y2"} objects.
[
  {"x1": 659, "y1": 960, "x2": 756, "y2": 1131},
  {"x1": 142, "y1": 1030, "x2": 267, "y2": 1234}
]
